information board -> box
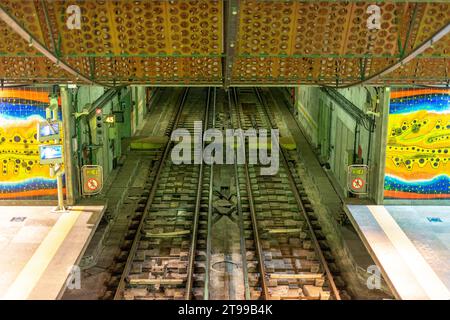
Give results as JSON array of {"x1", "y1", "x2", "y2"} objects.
[{"x1": 39, "y1": 144, "x2": 63, "y2": 165}]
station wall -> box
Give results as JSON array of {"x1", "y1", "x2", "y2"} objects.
[
  {"x1": 68, "y1": 85, "x2": 149, "y2": 199},
  {"x1": 131, "y1": 86, "x2": 147, "y2": 135},
  {"x1": 0, "y1": 88, "x2": 63, "y2": 200},
  {"x1": 72, "y1": 86, "x2": 125, "y2": 190},
  {"x1": 294, "y1": 86, "x2": 377, "y2": 198},
  {"x1": 384, "y1": 88, "x2": 450, "y2": 200}
]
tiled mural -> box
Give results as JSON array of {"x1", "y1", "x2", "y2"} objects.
[
  {"x1": 384, "y1": 88, "x2": 450, "y2": 200},
  {"x1": 0, "y1": 88, "x2": 63, "y2": 200}
]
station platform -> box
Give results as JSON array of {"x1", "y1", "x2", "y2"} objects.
[
  {"x1": 345, "y1": 205, "x2": 450, "y2": 300},
  {"x1": 0, "y1": 205, "x2": 105, "y2": 300}
]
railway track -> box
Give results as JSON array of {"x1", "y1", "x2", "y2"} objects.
[
  {"x1": 111, "y1": 87, "x2": 344, "y2": 300},
  {"x1": 112, "y1": 87, "x2": 210, "y2": 299},
  {"x1": 191, "y1": 88, "x2": 259, "y2": 300},
  {"x1": 101, "y1": 88, "x2": 185, "y2": 300},
  {"x1": 238, "y1": 87, "x2": 342, "y2": 300}
]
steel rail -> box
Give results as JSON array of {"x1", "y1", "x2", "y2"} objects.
[
  {"x1": 113, "y1": 88, "x2": 189, "y2": 300},
  {"x1": 230, "y1": 87, "x2": 270, "y2": 299},
  {"x1": 185, "y1": 88, "x2": 213, "y2": 299},
  {"x1": 254, "y1": 87, "x2": 341, "y2": 300},
  {"x1": 226, "y1": 90, "x2": 251, "y2": 300},
  {"x1": 203, "y1": 87, "x2": 217, "y2": 300}
]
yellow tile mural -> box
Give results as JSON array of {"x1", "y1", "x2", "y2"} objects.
[
  {"x1": 384, "y1": 89, "x2": 450, "y2": 199},
  {"x1": 0, "y1": 89, "x2": 64, "y2": 200}
]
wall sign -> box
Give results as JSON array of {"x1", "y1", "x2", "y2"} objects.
[
  {"x1": 348, "y1": 164, "x2": 369, "y2": 195},
  {"x1": 81, "y1": 165, "x2": 103, "y2": 195}
]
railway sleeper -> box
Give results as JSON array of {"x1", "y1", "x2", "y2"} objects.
[{"x1": 115, "y1": 251, "x2": 129, "y2": 263}]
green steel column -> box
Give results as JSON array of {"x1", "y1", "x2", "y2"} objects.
[
  {"x1": 135, "y1": 86, "x2": 139, "y2": 132},
  {"x1": 373, "y1": 87, "x2": 390, "y2": 204},
  {"x1": 123, "y1": 90, "x2": 132, "y2": 137},
  {"x1": 60, "y1": 85, "x2": 76, "y2": 205}
]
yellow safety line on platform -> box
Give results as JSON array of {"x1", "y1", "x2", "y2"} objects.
[
  {"x1": 367, "y1": 206, "x2": 450, "y2": 300},
  {"x1": 3, "y1": 208, "x2": 82, "y2": 300}
]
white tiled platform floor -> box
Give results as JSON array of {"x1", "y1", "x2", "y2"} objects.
[
  {"x1": 0, "y1": 205, "x2": 105, "y2": 300},
  {"x1": 346, "y1": 205, "x2": 450, "y2": 300}
]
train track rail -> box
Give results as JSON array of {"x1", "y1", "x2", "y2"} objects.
[
  {"x1": 228, "y1": 87, "x2": 342, "y2": 300},
  {"x1": 255, "y1": 87, "x2": 341, "y2": 300},
  {"x1": 112, "y1": 87, "x2": 210, "y2": 299},
  {"x1": 111, "y1": 87, "x2": 344, "y2": 300}
]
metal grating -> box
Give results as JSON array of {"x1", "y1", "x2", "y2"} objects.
[{"x1": 0, "y1": 0, "x2": 448, "y2": 86}]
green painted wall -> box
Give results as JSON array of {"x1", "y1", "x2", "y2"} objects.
[
  {"x1": 295, "y1": 86, "x2": 380, "y2": 199},
  {"x1": 64, "y1": 85, "x2": 148, "y2": 199}
]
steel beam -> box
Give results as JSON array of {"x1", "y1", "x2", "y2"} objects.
[
  {"x1": 335, "y1": 22, "x2": 450, "y2": 88},
  {"x1": 0, "y1": 4, "x2": 106, "y2": 86},
  {"x1": 40, "y1": 0, "x2": 57, "y2": 53},
  {"x1": 88, "y1": 86, "x2": 124, "y2": 117},
  {"x1": 223, "y1": 0, "x2": 240, "y2": 89},
  {"x1": 400, "y1": 3, "x2": 419, "y2": 57}
]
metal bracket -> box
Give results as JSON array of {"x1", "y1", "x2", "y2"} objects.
[{"x1": 223, "y1": 0, "x2": 240, "y2": 89}]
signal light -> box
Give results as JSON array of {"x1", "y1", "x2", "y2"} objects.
[{"x1": 95, "y1": 109, "x2": 103, "y2": 141}]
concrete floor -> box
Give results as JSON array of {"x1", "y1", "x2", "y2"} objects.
[
  {"x1": 210, "y1": 215, "x2": 246, "y2": 300},
  {"x1": 0, "y1": 205, "x2": 105, "y2": 299},
  {"x1": 346, "y1": 205, "x2": 450, "y2": 300}
]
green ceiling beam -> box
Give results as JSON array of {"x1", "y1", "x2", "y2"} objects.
[{"x1": 1, "y1": 52, "x2": 448, "y2": 59}]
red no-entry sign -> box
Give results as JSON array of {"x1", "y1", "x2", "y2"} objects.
[
  {"x1": 87, "y1": 178, "x2": 99, "y2": 191},
  {"x1": 348, "y1": 165, "x2": 369, "y2": 195},
  {"x1": 81, "y1": 165, "x2": 103, "y2": 195},
  {"x1": 352, "y1": 178, "x2": 364, "y2": 190}
]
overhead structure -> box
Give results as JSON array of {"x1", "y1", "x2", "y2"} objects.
[{"x1": 0, "y1": 0, "x2": 448, "y2": 87}]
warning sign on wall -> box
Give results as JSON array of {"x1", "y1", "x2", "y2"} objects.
[
  {"x1": 347, "y1": 165, "x2": 369, "y2": 195},
  {"x1": 81, "y1": 165, "x2": 103, "y2": 195}
]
